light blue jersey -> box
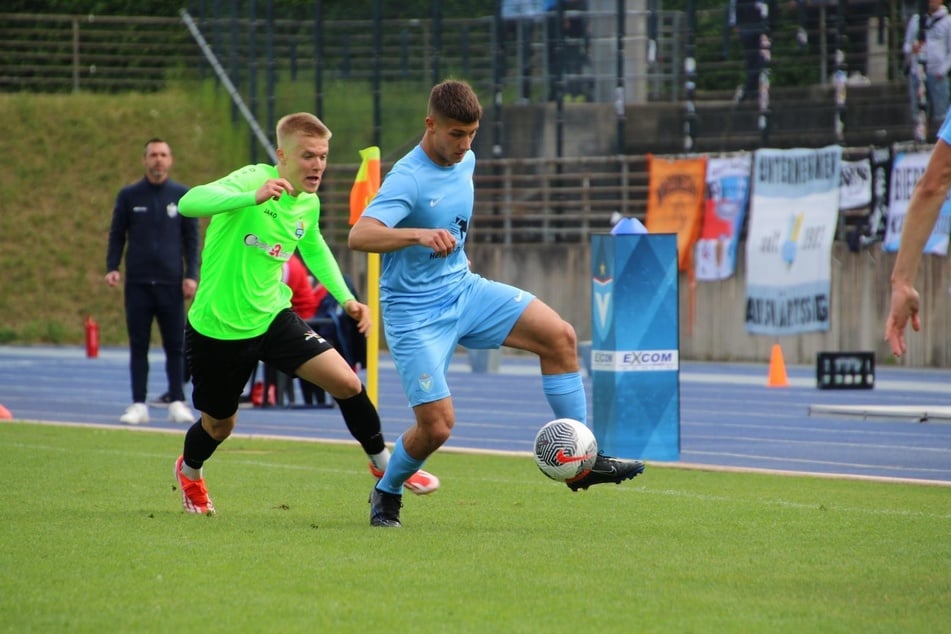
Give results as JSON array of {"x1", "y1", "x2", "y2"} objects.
[
  {"x1": 362, "y1": 145, "x2": 476, "y2": 322},
  {"x1": 939, "y1": 112, "x2": 951, "y2": 144}
]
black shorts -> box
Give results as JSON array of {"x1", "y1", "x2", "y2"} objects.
[{"x1": 185, "y1": 308, "x2": 335, "y2": 419}]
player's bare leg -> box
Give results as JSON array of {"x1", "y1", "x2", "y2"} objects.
[
  {"x1": 297, "y1": 350, "x2": 439, "y2": 496},
  {"x1": 506, "y1": 299, "x2": 645, "y2": 491}
]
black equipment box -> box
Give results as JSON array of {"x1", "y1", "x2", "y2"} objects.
[{"x1": 816, "y1": 352, "x2": 875, "y2": 390}]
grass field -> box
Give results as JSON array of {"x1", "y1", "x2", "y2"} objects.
[{"x1": 1, "y1": 421, "x2": 948, "y2": 633}]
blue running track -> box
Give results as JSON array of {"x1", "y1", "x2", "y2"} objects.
[{"x1": 1, "y1": 345, "x2": 949, "y2": 485}]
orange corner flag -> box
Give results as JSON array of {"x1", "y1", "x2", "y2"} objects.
[
  {"x1": 349, "y1": 147, "x2": 383, "y2": 406},
  {"x1": 767, "y1": 344, "x2": 789, "y2": 388},
  {"x1": 349, "y1": 146, "x2": 381, "y2": 225}
]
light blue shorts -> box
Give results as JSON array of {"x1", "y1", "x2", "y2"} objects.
[{"x1": 384, "y1": 276, "x2": 534, "y2": 406}]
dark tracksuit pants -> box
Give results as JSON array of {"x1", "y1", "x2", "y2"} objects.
[{"x1": 125, "y1": 282, "x2": 186, "y2": 403}]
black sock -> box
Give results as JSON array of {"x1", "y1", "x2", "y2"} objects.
[
  {"x1": 334, "y1": 385, "x2": 386, "y2": 455},
  {"x1": 183, "y1": 420, "x2": 222, "y2": 470}
]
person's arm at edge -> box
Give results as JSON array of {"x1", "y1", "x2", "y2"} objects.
[{"x1": 885, "y1": 137, "x2": 951, "y2": 355}]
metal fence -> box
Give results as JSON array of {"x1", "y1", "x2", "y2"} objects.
[
  {"x1": 0, "y1": 7, "x2": 905, "y2": 99},
  {"x1": 0, "y1": 11, "x2": 495, "y2": 93},
  {"x1": 317, "y1": 154, "x2": 650, "y2": 246},
  {"x1": 316, "y1": 144, "x2": 883, "y2": 246},
  {"x1": 0, "y1": 7, "x2": 909, "y2": 247}
]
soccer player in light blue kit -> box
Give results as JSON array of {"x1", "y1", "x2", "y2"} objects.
[{"x1": 349, "y1": 80, "x2": 645, "y2": 527}]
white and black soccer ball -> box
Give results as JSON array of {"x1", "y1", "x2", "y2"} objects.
[{"x1": 533, "y1": 418, "x2": 598, "y2": 482}]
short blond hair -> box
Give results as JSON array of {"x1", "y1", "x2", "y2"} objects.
[{"x1": 275, "y1": 113, "x2": 332, "y2": 149}]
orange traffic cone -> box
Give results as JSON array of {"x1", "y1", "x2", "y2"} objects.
[
  {"x1": 0, "y1": 403, "x2": 12, "y2": 420},
  {"x1": 767, "y1": 344, "x2": 789, "y2": 388}
]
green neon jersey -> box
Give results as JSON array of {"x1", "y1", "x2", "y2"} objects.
[{"x1": 179, "y1": 163, "x2": 355, "y2": 339}]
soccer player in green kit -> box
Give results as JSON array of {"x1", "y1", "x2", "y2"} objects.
[{"x1": 174, "y1": 112, "x2": 437, "y2": 514}]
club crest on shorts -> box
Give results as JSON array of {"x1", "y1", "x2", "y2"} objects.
[{"x1": 418, "y1": 373, "x2": 433, "y2": 392}]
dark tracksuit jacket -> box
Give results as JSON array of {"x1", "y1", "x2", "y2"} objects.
[{"x1": 106, "y1": 176, "x2": 199, "y2": 403}]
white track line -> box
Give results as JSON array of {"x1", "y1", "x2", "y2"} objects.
[{"x1": 3, "y1": 418, "x2": 949, "y2": 488}]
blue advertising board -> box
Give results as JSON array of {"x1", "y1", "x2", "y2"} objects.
[{"x1": 590, "y1": 233, "x2": 680, "y2": 461}]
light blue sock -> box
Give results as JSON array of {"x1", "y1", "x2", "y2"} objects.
[
  {"x1": 377, "y1": 435, "x2": 425, "y2": 495},
  {"x1": 542, "y1": 372, "x2": 587, "y2": 424}
]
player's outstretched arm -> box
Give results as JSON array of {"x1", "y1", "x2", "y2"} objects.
[
  {"x1": 884, "y1": 284, "x2": 920, "y2": 357},
  {"x1": 884, "y1": 138, "x2": 951, "y2": 356}
]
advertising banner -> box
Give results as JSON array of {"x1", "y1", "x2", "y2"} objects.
[
  {"x1": 883, "y1": 150, "x2": 951, "y2": 255},
  {"x1": 744, "y1": 145, "x2": 842, "y2": 335},
  {"x1": 645, "y1": 155, "x2": 708, "y2": 271},
  {"x1": 591, "y1": 233, "x2": 680, "y2": 461},
  {"x1": 695, "y1": 153, "x2": 751, "y2": 281}
]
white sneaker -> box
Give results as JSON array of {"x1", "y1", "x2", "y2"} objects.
[
  {"x1": 119, "y1": 402, "x2": 149, "y2": 425},
  {"x1": 168, "y1": 400, "x2": 195, "y2": 424}
]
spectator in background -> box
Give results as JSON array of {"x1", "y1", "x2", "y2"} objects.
[
  {"x1": 545, "y1": 0, "x2": 592, "y2": 102},
  {"x1": 282, "y1": 252, "x2": 329, "y2": 406},
  {"x1": 105, "y1": 138, "x2": 198, "y2": 426},
  {"x1": 728, "y1": 0, "x2": 766, "y2": 102},
  {"x1": 283, "y1": 252, "x2": 324, "y2": 321},
  {"x1": 903, "y1": 0, "x2": 951, "y2": 129},
  {"x1": 267, "y1": 252, "x2": 364, "y2": 408},
  {"x1": 284, "y1": 255, "x2": 364, "y2": 372},
  {"x1": 502, "y1": 0, "x2": 543, "y2": 103},
  {"x1": 885, "y1": 110, "x2": 951, "y2": 356},
  {"x1": 728, "y1": 0, "x2": 768, "y2": 103}
]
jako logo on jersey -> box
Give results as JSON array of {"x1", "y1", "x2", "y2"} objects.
[{"x1": 418, "y1": 373, "x2": 433, "y2": 392}]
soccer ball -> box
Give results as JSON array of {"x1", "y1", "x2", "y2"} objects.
[{"x1": 533, "y1": 418, "x2": 598, "y2": 482}]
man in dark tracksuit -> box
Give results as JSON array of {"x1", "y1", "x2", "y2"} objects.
[{"x1": 105, "y1": 138, "x2": 199, "y2": 425}]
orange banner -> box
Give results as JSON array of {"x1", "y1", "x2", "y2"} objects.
[
  {"x1": 349, "y1": 146, "x2": 381, "y2": 225},
  {"x1": 645, "y1": 154, "x2": 708, "y2": 271}
]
